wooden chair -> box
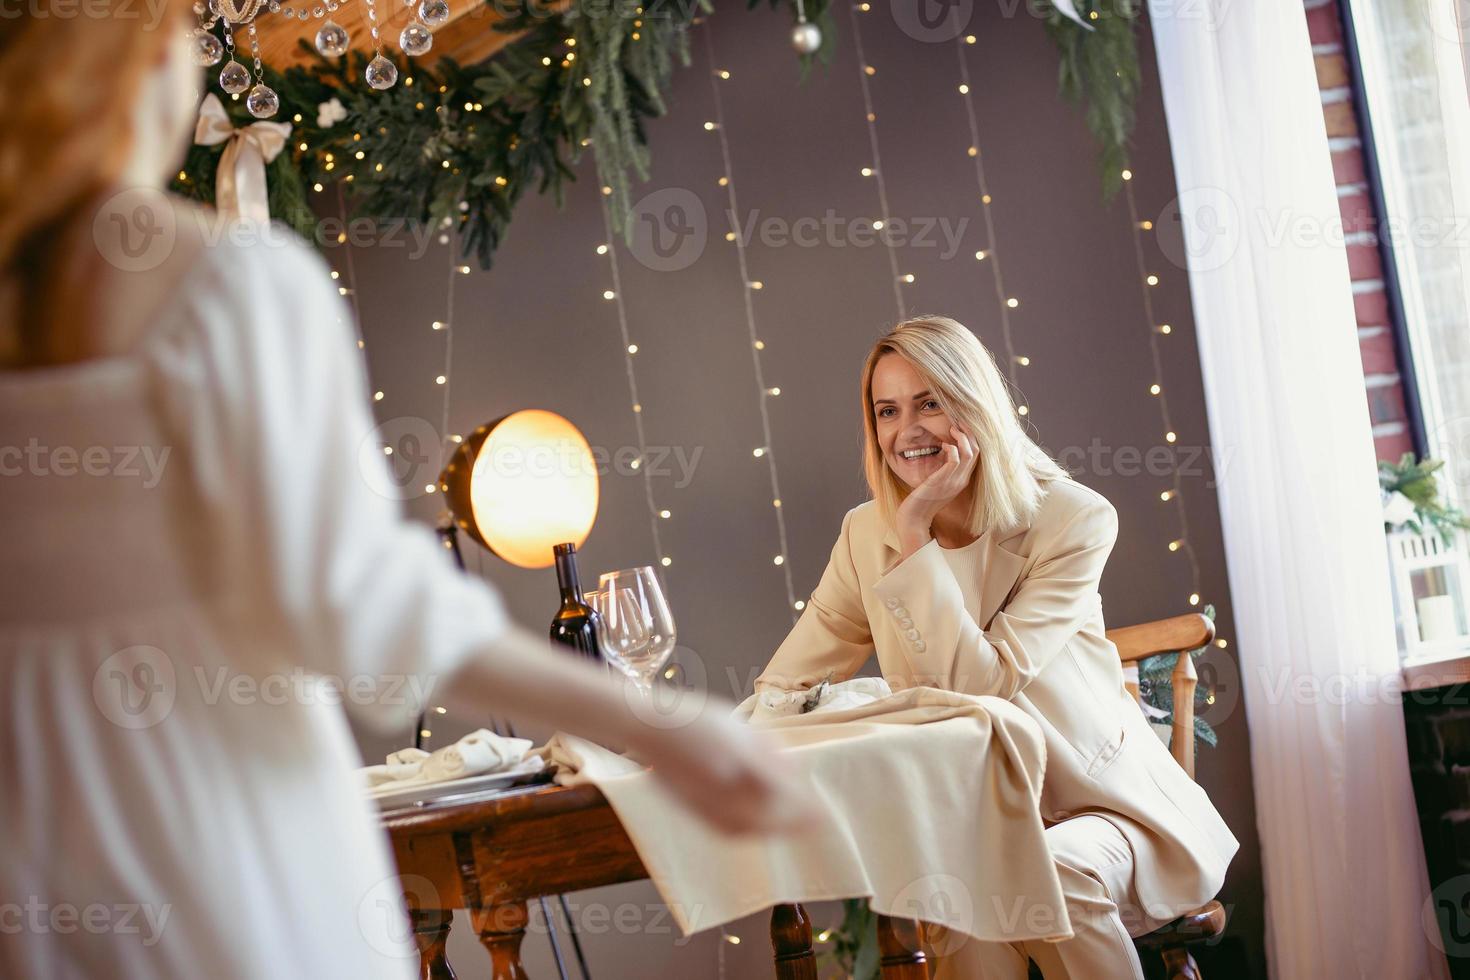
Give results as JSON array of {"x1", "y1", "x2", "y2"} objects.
[
  {"x1": 1106, "y1": 612, "x2": 1228, "y2": 980},
  {"x1": 770, "y1": 612, "x2": 1228, "y2": 980}
]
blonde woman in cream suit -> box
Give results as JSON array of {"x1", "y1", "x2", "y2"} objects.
[{"x1": 755, "y1": 316, "x2": 1238, "y2": 979}]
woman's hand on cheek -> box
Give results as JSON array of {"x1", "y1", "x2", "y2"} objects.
[{"x1": 895, "y1": 425, "x2": 977, "y2": 552}]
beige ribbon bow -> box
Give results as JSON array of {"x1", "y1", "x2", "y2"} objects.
[{"x1": 193, "y1": 92, "x2": 292, "y2": 224}]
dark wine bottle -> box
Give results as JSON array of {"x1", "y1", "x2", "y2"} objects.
[{"x1": 549, "y1": 542, "x2": 604, "y2": 662}]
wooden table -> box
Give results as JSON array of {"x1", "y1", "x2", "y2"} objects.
[{"x1": 382, "y1": 777, "x2": 931, "y2": 978}]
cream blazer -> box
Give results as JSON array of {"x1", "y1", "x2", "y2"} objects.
[{"x1": 755, "y1": 476, "x2": 1239, "y2": 926}]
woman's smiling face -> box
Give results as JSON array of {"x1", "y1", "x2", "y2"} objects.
[{"x1": 871, "y1": 353, "x2": 956, "y2": 489}]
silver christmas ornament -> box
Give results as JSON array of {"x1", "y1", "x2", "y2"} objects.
[
  {"x1": 192, "y1": 31, "x2": 224, "y2": 67},
  {"x1": 219, "y1": 60, "x2": 251, "y2": 94},
  {"x1": 399, "y1": 22, "x2": 432, "y2": 57},
  {"x1": 791, "y1": 21, "x2": 822, "y2": 54},
  {"x1": 365, "y1": 53, "x2": 398, "y2": 90},
  {"x1": 417, "y1": 0, "x2": 449, "y2": 28},
  {"x1": 314, "y1": 19, "x2": 349, "y2": 57},
  {"x1": 246, "y1": 83, "x2": 279, "y2": 119}
]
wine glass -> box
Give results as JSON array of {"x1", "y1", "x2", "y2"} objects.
[
  {"x1": 597, "y1": 566, "x2": 676, "y2": 694},
  {"x1": 587, "y1": 586, "x2": 651, "y2": 675}
]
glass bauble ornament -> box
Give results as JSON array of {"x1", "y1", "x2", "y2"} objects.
[
  {"x1": 246, "y1": 83, "x2": 279, "y2": 119},
  {"x1": 192, "y1": 31, "x2": 224, "y2": 67},
  {"x1": 315, "y1": 19, "x2": 349, "y2": 57},
  {"x1": 417, "y1": 0, "x2": 449, "y2": 28},
  {"x1": 791, "y1": 21, "x2": 822, "y2": 54},
  {"x1": 219, "y1": 60, "x2": 250, "y2": 94},
  {"x1": 399, "y1": 22, "x2": 432, "y2": 57},
  {"x1": 365, "y1": 54, "x2": 398, "y2": 90}
]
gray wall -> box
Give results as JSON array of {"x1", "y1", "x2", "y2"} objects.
[{"x1": 341, "y1": 1, "x2": 1265, "y2": 975}]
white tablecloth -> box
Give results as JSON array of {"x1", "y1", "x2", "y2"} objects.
[{"x1": 534, "y1": 686, "x2": 1072, "y2": 944}]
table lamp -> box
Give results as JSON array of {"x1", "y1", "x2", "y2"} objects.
[{"x1": 438, "y1": 408, "x2": 604, "y2": 661}]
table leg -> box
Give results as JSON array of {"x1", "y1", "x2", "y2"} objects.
[
  {"x1": 409, "y1": 909, "x2": 457, "y2": 980},
  {"x1": 770, "y1": 903, "x2": 819, "y2": 980},
  {"x1": 472, "y1": 901, "x2": 530, "y2": 980},
  {"x1": 876, "y1": 915, "x2": 928, "y2": 979}
]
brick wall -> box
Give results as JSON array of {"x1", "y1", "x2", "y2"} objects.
[{"x1": 1305, "y1": 0, "x2": 1417, "y2": 463}]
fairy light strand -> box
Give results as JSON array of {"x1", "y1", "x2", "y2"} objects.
[
  {"x1": 702, "y1": 17, "x2": 800, "y2": 620},
  {"x1": 952, "y1": 25, "x2": 1028, "y2": 415},
  {"x1": 437, "y1": 230, "x2": 458, "y2": 466},
  {"x1": 595, "y1": 185, "x2": 671, "y2": 580},
  {"x1": 848, "y1": 3, "x2": 906, "y2": 320},
  {"x1": 335, "y1": 184, "x2": 368, "y2": 353},
  {"x1": 1120, "y1": 171, "x2": 1203, "y2": 607}
]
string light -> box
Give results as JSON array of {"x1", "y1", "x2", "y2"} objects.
[
  {"x1": 954, "y1": 26, "x2": 1029, "y2": 415},
  {"x1": 596, "y1": 185, "x2": 672, "y2": 574},
  {"x1": 704, "y1": 18, "x2": 799, "y2": 619},
  {"x1": 848, "y1": 2, "x2": 905, "y2": 319},
  {"x1": 1123, "y1": 168, "x2": 1204, "y2": 609}
]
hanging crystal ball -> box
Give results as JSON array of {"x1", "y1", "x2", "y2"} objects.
[
  {"x1": 192, "y1": 31, "x2": 224, "y2": 67},
  {"x1": 365, "y1": 54, "x2": 398, "y2": 90},
  {"x1": 417, "y1": 0, "x2": 448, "y2": 29},
  {"x1": 219, "y1": 60, "x2": 251, "y2": 95},
  {"x1": 314, "y1": 19, "x2": 349, "y2": 57},
  {"x1": 791, "y1": 21, "x2": 822, "y2": 54},
  {"x1": 399, "y1": 22, "x2": 432, "y2": 57},
  {"x1": 246, "y1": 83, "x2": 280, "y2": 119}
]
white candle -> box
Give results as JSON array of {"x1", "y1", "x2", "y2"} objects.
[{"x1": 1417, "y1": 594, "x2": 1461, "y2": 643}]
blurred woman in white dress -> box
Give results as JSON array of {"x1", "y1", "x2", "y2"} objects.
[{"x1": 0, "y1": 11, "x2": 815, "y2": 978}]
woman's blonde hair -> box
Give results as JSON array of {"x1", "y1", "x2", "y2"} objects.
[
  {"x1": 860, "y1": 315, "x2": 1067, "y2": 536},
  {"x1": 0, "y1": 6, "x2": 186, "y2": 363}
]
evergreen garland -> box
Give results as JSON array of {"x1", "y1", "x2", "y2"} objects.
[
  {"x1": 175, "y1": 0, "x2": 1139, "y2": 269},
  {"x1": 1043, "y1": 0, "x2": 1142, "y2": 200}
]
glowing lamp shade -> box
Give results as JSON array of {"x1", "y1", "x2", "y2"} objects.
[{"x1": 439, "y1": 410, "x2": 599, "y2": 569}]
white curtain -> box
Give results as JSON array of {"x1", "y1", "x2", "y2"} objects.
[{"x1": 1147, "y1": 2, "x2": 1449, "y2": 978}]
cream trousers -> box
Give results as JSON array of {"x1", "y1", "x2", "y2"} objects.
[{"x1": 925, "y1": 815, "x2": 1148, "y2": 979}]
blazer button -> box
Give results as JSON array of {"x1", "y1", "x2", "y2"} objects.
[
  {"x1": 912, "y1": 640, "x2": 926, "y2": 652},
  {"x1": 899, "y1": 616, "x2": 913, "y2": 629},
  {"x1": 895, "y1": 606, "x2": 910, "y2": 618},
  {"x1": 884, "y1": 597, "x2": 901, "y2": 610},
  {"x1": 905, "y1": 628, "x2": 920, "y2": 641}
]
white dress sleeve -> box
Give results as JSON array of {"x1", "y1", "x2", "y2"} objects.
[{"x1": 181, "y1": 231, "x2": 510, "y2": 730}]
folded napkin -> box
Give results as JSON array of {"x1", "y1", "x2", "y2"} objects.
[
  {"x1": 751, "y1": 676, "x2": 894, "y2": 720},
  {"x1": 536, "y1": 686, "x2": 1071, "y2": 946},
  {"x1": 359, "y1": 728, "x2": 541, "y2": 792}
]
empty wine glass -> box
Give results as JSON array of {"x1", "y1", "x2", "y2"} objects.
[
  {"x1": 588, "y1": 586, "x2": 650, "y2": 673},
  {"x1": 597, "y1": 566, "x2": 676, "y2": 694}
]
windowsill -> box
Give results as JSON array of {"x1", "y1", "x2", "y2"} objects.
[{"x1": 1402, "y1": 648, "x2": 1470, "y2": 691}]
